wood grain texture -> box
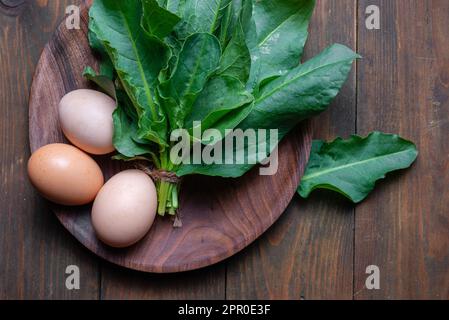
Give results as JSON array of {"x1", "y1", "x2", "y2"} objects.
[
  {"x1": 28, "y1": 5, "x2": 313, "y2": 274},
  {"x1": 355, "y1": 0, "x2": 449, "y2": 299},
  {"x1": 0, "y1": 0, "x2": 99, "y2": 299},
  {"x1": 2, "y1": 0, "x2": 448, "y2": 300},
  {"x1": 101, "y1": 263, "x2": 226, "y2": 300},
  {"x1": 226, "y1": 0, "x2": 357, "y2": 300}
]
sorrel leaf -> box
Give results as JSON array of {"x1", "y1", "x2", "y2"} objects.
[
  {"x1": 298, "y1": 132, "x2": 419, "y2": 202},
  {"x1": 89, "y1": 0, "x2": 170, "y2": 146}
]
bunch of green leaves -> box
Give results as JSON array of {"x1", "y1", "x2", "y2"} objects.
[{"x1": 85, "y1": 0, "x2": 360, "y2": 214}]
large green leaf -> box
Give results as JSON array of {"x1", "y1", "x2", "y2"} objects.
[
  {"x1": 175, "y1": 0, "x2": 232, "y2": 39},
  {"x1": 157, "y1": 0, "x2": 182, "y2": 13},
  {"x1": 218, "y1": 0, "x2": 243, "y2": 47},
  {"x1": 158, "y1": 35, "x2": 183, "y2": 83},
  {"x1": 298, "y1": 132, "x2": 419, "y2": 203},
  {"x1": 185, "y1": 75, "x2": 253, "y2": 138},
  {"x1": 159, "y1": 33, "x2": 221, "y2": 129},
  {"x1": 243, "y1": 44, "x2": 360, "y2": 136},
  {"x1": 88, "y1": 19, "x2": 114, "y2": 79},
  {"x1": 217, "y1": 20, "x2": 251, "y2": 84},
  {"x1": 141, "y1": 0, "x2": 181, "y2": 39},
  {"x1": 176, "y1": 44, "x2": 358, "y2": 177},
  {"x1": 246, "y1": 0, "x2": 316, "y2": 89},
  {"x1": 89, "y1": 0, "x2": 170, "y2": 146},
  {"x1": 113, "y1": 107, "x2": 154, "y2": 158}
]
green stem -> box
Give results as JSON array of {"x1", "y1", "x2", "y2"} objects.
[
  {"x1": 157, "y1": 181, "x2": 171, "y2": 216},
  {"x1": 171, "y1": 185, "x2": 179, "y2": 209},
  {"x1": 156, "y1": 149, "x2": 180, "y2": 216}
]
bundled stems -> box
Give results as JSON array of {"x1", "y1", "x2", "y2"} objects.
[
  {"x1": 155, "y1": 150, "x2": 180, "y2": 216},
  {"x1": 157, "y1": 181, "x2": 178, "y2": 215},
  {"x1": 135, "y1": 150, "x2": 180, "y2": 216}
]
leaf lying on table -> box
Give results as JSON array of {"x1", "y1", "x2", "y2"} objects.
[{"x1": 298, "y1": 132, "x2": 419, "y2": 203}]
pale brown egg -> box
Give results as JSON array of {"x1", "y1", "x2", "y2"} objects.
[
  {"x1": 91, "y1": 170, "x2": 157, "y2": 248},
  {"x1": 28, "y1": 143, "x2": 104, "y2": 206},
  {"x1": 59, "y1": 89, "x2": 116, "y2": 155}
]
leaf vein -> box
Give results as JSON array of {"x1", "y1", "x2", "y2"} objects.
[{"x1": 301, "y1": 149, "x2": 415, "y2": 181}]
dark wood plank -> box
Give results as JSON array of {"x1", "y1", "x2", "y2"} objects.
[
  {"x1": 101, "y1": 263, "x2": 226, "y2": 300},
  {"x1": 226, "y1": 0, "x2": 357, "y2": 300},
  {"x1": 0, "y1": 0, "x2": 99, "y2": 300},
  {"x1": 355, "y1": 0, "x2": 449, "y2": 299}
]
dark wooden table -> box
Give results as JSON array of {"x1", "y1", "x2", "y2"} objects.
[{"x1": 1, "y1": 0, "x2": 448, "y2": 300}]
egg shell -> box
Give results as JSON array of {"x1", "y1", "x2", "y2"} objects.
[
  {"x1": 91, "y1": 169, "x2": 158, "y2": 248},
  {"x1": 59, "y1": 89, "x2": 116, "y2": 155},
  {"x1": 28, "y1": 143, "x2": 104, "y2": 206}
]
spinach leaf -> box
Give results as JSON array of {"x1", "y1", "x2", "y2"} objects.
[
  {"x1": 159, "y1": 33, "x2": 221, "y2": 129},
  {"x1": 156, "y1": 0, "x2": 181, "y2": 13},
  {"x1": 88, "y1": 19, "x2": 114, "y2": 79},
  {"x1": 298, "y1": 132, "x2": 419, "y2": 203},
  {"x1": 246, "y1": 0, "x2": 316, "y2": 90},
  {"x1": 158, "y1": 35, "x2": 183, "y2": 83},
  {"x1": 217, "y1": 20, "x2": 251, "y2": 84},
  {"x1": 141, "y1": 0, "x2": 181, "y2": 39},
  {"x1": 113, "y1": 87, "x2": 154, "y2": 159},
  {"x1": 176, "y1": 0, "x2": 232, "y2": 39},
  {"x1": 176, "y1": 44, "x2": 358, "y2": 177},
  {"x1": 116, "y1": 89, "x2": 138, "y2": 122},
  {"x1": 113, "y1": 107, "x2": 154, "y2": 158},
  {"x1": 89, "y1": 0, "x2": 170, "y2": 146},
  {"x1": 136, "y1": 104, "x2": 168, "y2": 146},
  {"x1": 185, "y1": 75, "x2": 253, "y2": 138},
  {"x1": 218, "y1": 0, "x2": 243, "y2": 47},
  {"x1": 244, "y1": 44, "x2": 360, "y2": 136},
  {"x1": 199, "y1": 101, "x2": 254, "y2": 143}
]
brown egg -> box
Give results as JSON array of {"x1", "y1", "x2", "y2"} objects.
[
  {"x1": 28, "y1": 143, "x2": 104, "y2": 206},
  {"x1": 91, "y1": 170, "x2": 157, "y2": 248},
  {"x1": 59, "y1": 89, "x2": 116, "y2": 155}
]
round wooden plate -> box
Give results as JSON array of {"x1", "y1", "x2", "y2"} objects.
[{"x1": 28, "y1": 4, "x2": 313, "y2": 273}]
